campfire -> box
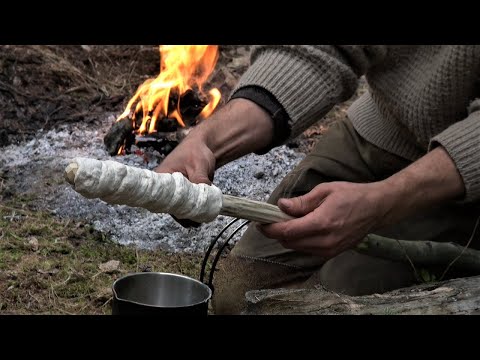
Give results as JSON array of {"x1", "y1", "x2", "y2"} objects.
[{"x1": 104, "y1": 45, "x2": 221, "y2": 157}]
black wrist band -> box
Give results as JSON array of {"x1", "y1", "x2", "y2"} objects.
[{"x1": 230, "y1": 86, "x2": 291, "y2": 154}]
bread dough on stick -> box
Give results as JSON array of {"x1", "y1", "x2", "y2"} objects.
[{"x1": 65, "y1": 157, "x2": 223, "y2": 223}]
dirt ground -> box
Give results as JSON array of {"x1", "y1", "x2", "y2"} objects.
[
  {"x1": 0, "y1": 46, "x2": 155, "y2": 146},
  {"x1": 0, "y1": 45, "x2": 252, "y2": 146},
  {"x1": 0, "y1": 45, "x2": 363, "y2": 314}
]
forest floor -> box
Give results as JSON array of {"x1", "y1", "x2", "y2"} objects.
[{"x1": 0, "y1": 45, "x2": 363, "y2": 314}]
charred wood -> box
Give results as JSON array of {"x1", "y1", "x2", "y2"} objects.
[{"x1": 104, "y1": 118, "x2": 134, "y2": 156}]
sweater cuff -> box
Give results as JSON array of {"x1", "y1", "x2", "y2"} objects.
[
  {"x1": 230, "y1": 48, "x2": 350, "y2": 140},
  {"x1": 230, "y1": 86, "x2": 291, "y2": 154},
  {"x1": 429, "y1": 110, "x2": 480, "y2": 202}
]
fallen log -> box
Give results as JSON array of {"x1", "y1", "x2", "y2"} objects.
[
  {"x1": 244, "y1": 275, "x2": 480, "y2": 315},
  {"x1": 103, "y1": 117, "x2": 134, "y2": 156}
]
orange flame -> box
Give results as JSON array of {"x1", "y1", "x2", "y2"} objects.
[
  {"x1": 117, "y1": 45, "x2": 220, "y2": 134},
  {"x1": 117, "y1": 144, "x2": 125, "y2": 156},
  {"x1": 199, "y1": 88, "x2": 221, "y2": 119}
]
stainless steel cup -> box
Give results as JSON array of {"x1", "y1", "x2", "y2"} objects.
[{"x1": 112, "y1": 272, "x2": 212, "y2": 315}]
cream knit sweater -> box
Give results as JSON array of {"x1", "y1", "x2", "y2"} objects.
[{"x1": 234, "y1": 45, "x2": 480, "y2": 202}]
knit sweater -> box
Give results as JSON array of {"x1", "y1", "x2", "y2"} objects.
[{"x1": 232, "y1": 45, "x2": 480, "y2": 202}]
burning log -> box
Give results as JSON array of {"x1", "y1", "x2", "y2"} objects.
[
  {"x1": 104, "y1": 45, "x2": 221, "y2": 158},
  {"x1": 177, "y1": 89, "x2": 208, "y2": 126},
  {"x1": 104, "y1": 118, "x2": 134, "y2": 156},
  {"x1": 64, "y1": 158, "x2": 294, "y2": 224},
  {"x1": 134, "y1": 128, "x2": 192, "y2": 156},
  {"x1": 154, "y1": 118, "x2": 178, "y2": 133},
  {"x1": 104, "y1": 90, "x2": 209, "y2": 156},
  {"x1": 135, "y1": 133, "x2": 179, "y2": 156}
]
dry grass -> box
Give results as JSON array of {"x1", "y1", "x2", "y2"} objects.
[{"x1": 0, "y1": 198, "x2": 205, "y2": 315}]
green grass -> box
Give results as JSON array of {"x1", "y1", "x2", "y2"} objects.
[{"x1": 0, "y1": 201, "x2": 206, "y2": 315}]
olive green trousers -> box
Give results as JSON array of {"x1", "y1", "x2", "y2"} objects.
[{"x1": 212, "y1": 116, "x2": 480, "y2": 314}]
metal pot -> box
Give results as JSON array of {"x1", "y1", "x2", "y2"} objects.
[
  {"x1": 112, "y1": 272, "x2": 212, "y2": 315},
  {"x1": 111, "y1": 218, "x2": 250, "y2": 315}
]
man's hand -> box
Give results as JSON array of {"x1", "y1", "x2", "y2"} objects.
[
  {"x1": 258, "y1": 146, "x2": 466, "y2": 259},
  {"x1": 154, "y1": 98, "x2": 275, "y2": 227},
  {"x1": 257, "y1": 181, "x2": 389, "y2": 259},
  {"x1": 155, "y1": 98, "x2": 274, "y2": 179},
  {"x1": 155, "y1": 136, "x2": 216, "y2": 185},
  {"x1": 154, "y1": 137, "x2": 216, "y2": 228}
]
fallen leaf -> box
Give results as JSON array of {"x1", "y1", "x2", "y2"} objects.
[
  {"x1": 227, "y1": 57, "x2": 249, "y2": 70},
  {"x1": 236, "y1": 47, "x2": 250, "y2": 57},
  {"x1": 99, "y1": 260, "x2": 120, "y2": 274},
  {"x1": 303, "y1": 125, "x2": 328, "y2": 138},
  {"x1": 222, "y1": 68, "x2": 238, "y2": 89}
]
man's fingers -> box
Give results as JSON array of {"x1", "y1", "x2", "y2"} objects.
[
  {"x1": 277, "y1": 184, "x2": 331, "y2": 217},
  {"x1": 152, "y1": 164, "x2": 212, "y2": 186},
  {"x1": 153, "y1": 165, "x2": 174, "y2": 174},
  {"x1": 257, "y1": 210, "x2": 329, "y2": 241},
  {"x1": 188, "y1": 171, "x2": 212, "y2": 185},
  {"x1": 275, "y1": 234, "x2": 350, "y2": 260}
]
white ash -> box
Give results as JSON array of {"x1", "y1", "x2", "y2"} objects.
[{"x1": 0, "y1": 116, "x2": 305, "y2": 253}]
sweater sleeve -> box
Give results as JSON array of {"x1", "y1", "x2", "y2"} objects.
[
  {"x1": 230, "y1": 45, "x2": 388, "y2": 140},
  {"x1": 429, "y1": 99, "x2": 480, "y2": 202}
]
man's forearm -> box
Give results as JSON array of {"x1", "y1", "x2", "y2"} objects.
[
  {"x1": 378, "y1": 146, "x2": 466, "y2": 228},
  {"x1": 190, "y1": 98, "x2": 274, "y2": 168}
]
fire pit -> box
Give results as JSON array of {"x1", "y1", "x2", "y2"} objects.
[
  {"x1": 0, "y1": 45, "x2": 313, "y2": 315},
  {"x1": 0, "y1": 45, "x2": 306, "y2": 254},
  {"x1": 104, "y1": 45, "x2": 221, "y2": 158}
]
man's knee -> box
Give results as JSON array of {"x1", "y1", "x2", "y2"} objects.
[
  {"x1": 211, "y1": 255, "x2": 309, "y2": 315},
  {"x1": 316, "y1": 250, "x2": 417, "y2": 296}
]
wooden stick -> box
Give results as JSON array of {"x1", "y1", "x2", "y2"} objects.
[
  {"x1": 221, "y1": 195, "x2": 294, "y2": 223},
  {"x1": 65, "y1": 160, "x2": 480, "y2": 271},
  {"x1": 358, "y1": 234, "x2": 480, "y2": 272},
  {"x1": 64, "y1": 162, "x2": 293, "y2": 224}
]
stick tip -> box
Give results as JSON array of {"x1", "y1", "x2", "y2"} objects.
[{"x1": 64, "y1": 162, "x2": 79, "y2": 185}]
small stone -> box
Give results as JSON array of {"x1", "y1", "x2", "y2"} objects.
[
  {"x1": 139, "y1": 264, "x2": 153, "y2": 272},
  {"x1": 28, "y1": 237, "x2": 39, "y2": 251},
  {"x1": 12, "y1": 76, "x2": 22, "y2": 87},
  {"x1": 254, "y1": 171, "x2": 265, "y2": 179},
  {"x1": 272, "y1": 168, "x2": 279, "y2": 177}
]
